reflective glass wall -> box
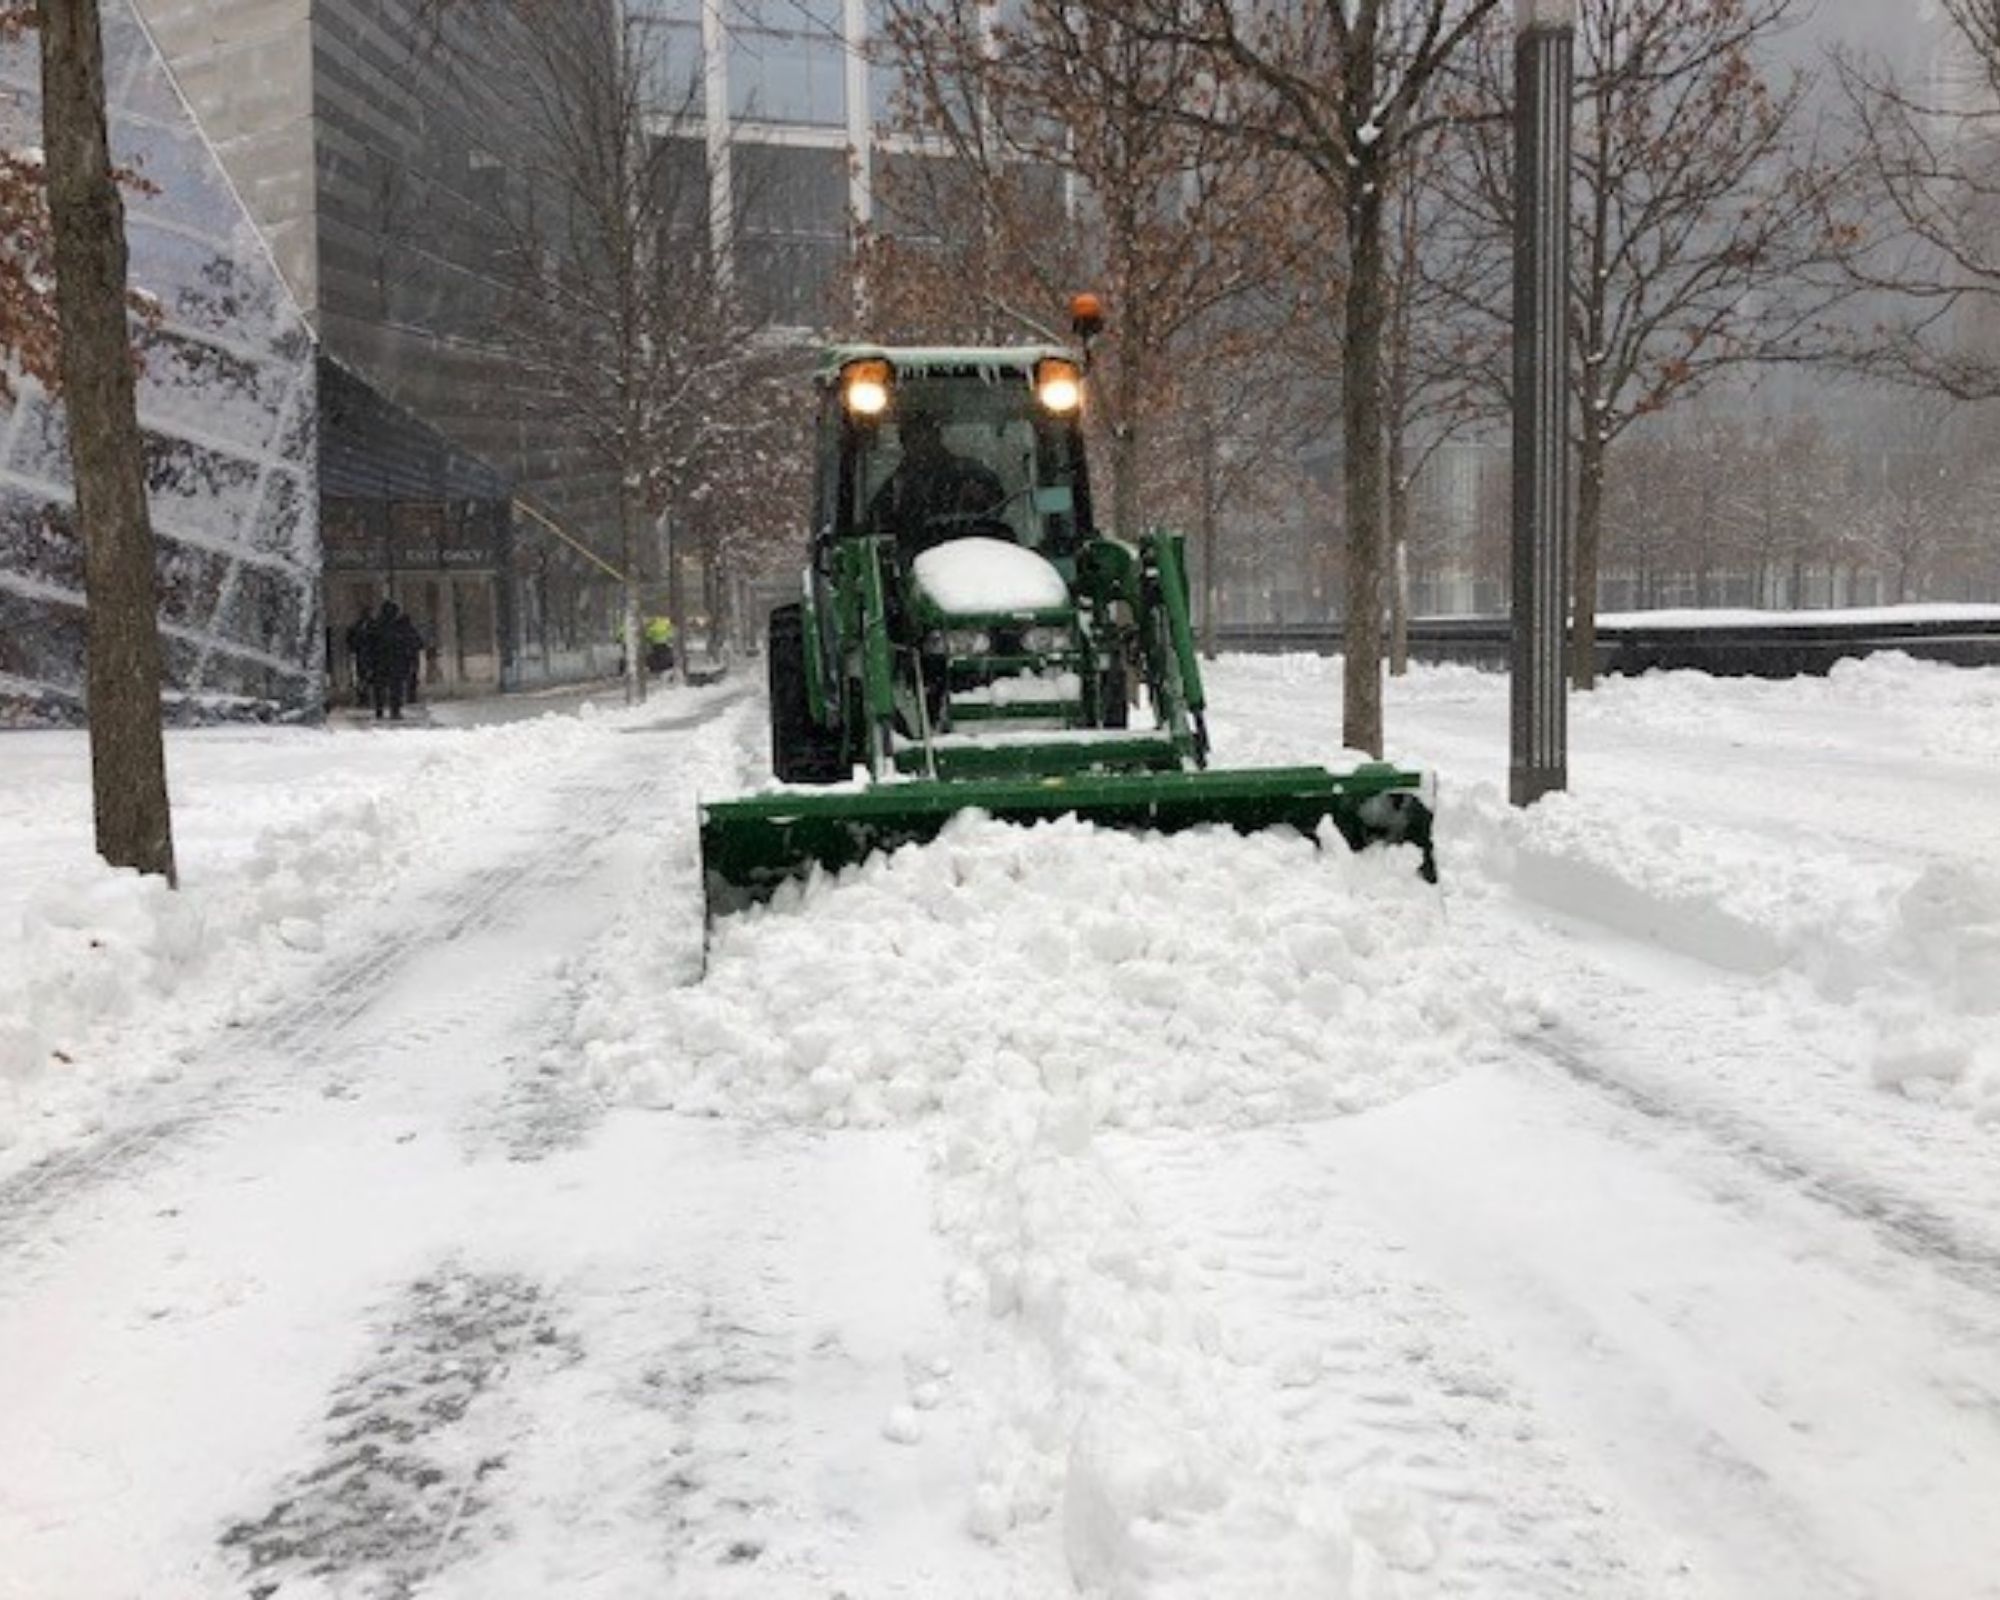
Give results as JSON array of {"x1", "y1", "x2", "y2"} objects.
[{"x1": 0, "y1": 1, "x2": 321, "y2": 725}]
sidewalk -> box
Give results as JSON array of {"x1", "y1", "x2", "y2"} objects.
[{"x1": 330, "y1": 669, "x2": 743, "y2": 731}]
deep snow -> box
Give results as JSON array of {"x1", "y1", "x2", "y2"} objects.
[{"x1": 3, "y1": 653, "x2": 1999, "y2": 1598}]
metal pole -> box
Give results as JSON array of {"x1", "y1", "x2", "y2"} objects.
[{"x1": 1510, "y1": 0, "x2": 1575, "y2": 807}]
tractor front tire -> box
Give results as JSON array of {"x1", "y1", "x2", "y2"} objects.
[{"x1": 769, "y1": 604, "x2": 846, "y2": 784}]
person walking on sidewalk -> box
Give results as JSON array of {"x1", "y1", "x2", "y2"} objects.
[
  {"x1": 344, "y1": 606, "x2": 379, "y2": 709},
  {"x1": 369, "y1": 600, "x2": 424, "y2": 721}
]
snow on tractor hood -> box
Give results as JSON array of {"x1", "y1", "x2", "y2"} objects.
[{"x1": 912, "y1": 537, "x2": 1070, "y2": 617}]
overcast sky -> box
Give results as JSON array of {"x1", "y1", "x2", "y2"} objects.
[{"x1": 1788, "y1": 0, "x2": 1942, "y2": 62}]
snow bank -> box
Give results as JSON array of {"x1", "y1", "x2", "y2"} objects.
[
  {"x1": 0, "y1": 705, "x2": 647, "y2": 1170},
  {"x1": 1453, "y1": 769, "x2": 2000, "y2": 1122},
  {"x1": 1205, "y1": 653, "x2": 2000, "y2": 1124}
]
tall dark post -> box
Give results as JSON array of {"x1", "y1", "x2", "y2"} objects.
[{"x1": 1510, "y1": 0, "x2": 1574, "y2": 807}]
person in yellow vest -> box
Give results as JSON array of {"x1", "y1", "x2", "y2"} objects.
[{"x1": 643, "y1": 615, "x2": 675, "y2": 674}]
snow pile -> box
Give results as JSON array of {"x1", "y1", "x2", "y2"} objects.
[
  {"x1": 0, "y1": 869, "x2": 207, "y2": 1081},
  {"x1": 913, "y1": 537, "x2": 1070, "y2": 615},
  {"x1": 1574, "y1": 650, "x2": 2000, "y2": 762},
  {"x1": 588, "y1": 811, "x2": 1510, "y2": 1133},
  {"x1": 1456, "y1": 787, "x2": 2000, "y2": 1118},
  {"x1": 575, "y1": 808, "x2": 1531, "y2": 1591},
  {"x1": 1456, "y1": 783, "x2": 1903, "y2": 982},
  {"x1": 1859, "y1": 865, "x2": 2000, "y2": 1111}
]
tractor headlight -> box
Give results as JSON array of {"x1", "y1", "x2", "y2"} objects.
[
  {"x1": 842, "y1": 357, "x2": 892, "y2": 417},
  {"x1": 1035, "y1": 357, "x2": 1082, "y2": 414},
  {"x1": 1018, "y1": 625, "x2": 1070, "y2": 655},
  {"x1": 940, "y1": 628, "x2": 993, "y2": 656}
]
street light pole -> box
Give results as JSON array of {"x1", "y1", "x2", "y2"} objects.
[{"x1": 1511, "y1": 0, "x2": 1575, "y2": 807}]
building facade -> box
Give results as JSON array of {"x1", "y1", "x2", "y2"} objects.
[
  {"x1": 149, "y1": 0, "x2": 628, "y2": 700},
  {"x1": 1, "y1": 0, "x2": 632, "y2": 726},
  {"x1": 632, "y1": 0, "x2": 911, "y2": 329}
]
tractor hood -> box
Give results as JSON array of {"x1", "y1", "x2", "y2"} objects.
[{"x1": 911, "y1": 537, "x2": 1070, "y2": 619}]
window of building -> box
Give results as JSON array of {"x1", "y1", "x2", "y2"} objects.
[
  {"x1": 739, "y1": 236, "x2": 847, "y2": 326},
  {"x1": 863, "y1": 0, "x2": 908, "y2": 126},
  {"x1": 727, "y1": 26, "x2": 846, "y2": 126},
  {"x1": 630, "y1": 0, "x2": 702, "y2": 23},
  {"x1": 634, "y1": 16, "x2": 707, "y2": 114},
  {"x1": 733, "y1": 143, "x2": 850, "y2": 327},
  {"x1": 735, "y1": 0, "x2": 844, "y2": 29}
]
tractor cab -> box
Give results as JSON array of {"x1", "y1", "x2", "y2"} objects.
[
  {"x1": 820, "y1": 348, "x2": 1092, "y2": 560},
  {"x1": 813, "y1": 346, "x2": 1118, "y2": 751}
]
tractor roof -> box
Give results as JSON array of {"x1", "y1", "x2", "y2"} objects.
[{"x1": 817, "y1": 343, "x2": 1077, "y2": 384}]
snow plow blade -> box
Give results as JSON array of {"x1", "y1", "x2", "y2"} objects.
[{"x1": 700, "y1": 763, "x2": 1434, "y2": 917}]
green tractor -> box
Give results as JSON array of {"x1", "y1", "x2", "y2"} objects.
[{"x1": 699, "y1": 326, "x2": 1435, "y2": 916}]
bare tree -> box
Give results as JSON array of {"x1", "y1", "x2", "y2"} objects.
[
  {"x1": 456, "y1": 5, "x2": 770, "y2": 700},
  {"x1": 34, "y1": 0, "x2": 175, "y2": 880},
  {"x1": 1833, "y1": 1, "x2": 2000, "y2": 400},
  {"x1": 1100, "y1": 0, "x2": 1506, "y2": 756},
  {"x1": 1, "y1": 6, "x2": 61, "y2": 402},
  {"x1": 1724, "y1": 414, "x2": 1843, "y2": 606},
  {"x1": 1145, "y1": 308, "x2": 1322, "y2": 655},
  {"x1": 1840, "y1": 435, "x2": 1991, "y2": 604},
  {"x1": 871, "y1": 0, "x2": 1303, "y2": 543},
  {"x1": 1383, "y1": 118, "x2": 1503, "y2": 671},
  {"x1": 663, "y1": 338, "x2": 815, "y2": 664},
  {"x1": 1446, "y1": 0, "x2": 1852, "y2": 684}
]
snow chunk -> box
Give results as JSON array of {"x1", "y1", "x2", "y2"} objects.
[
  {"x1": 597, "y1": 812, "x2": 1484, "y2": 1135},
  {"x1": 913, "y1": 537, "x2": 1069, "y2": 616}
]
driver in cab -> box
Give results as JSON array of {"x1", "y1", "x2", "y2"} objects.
[{"x1": 868, "y1": 402, "x2": 1007, "y2": 560}]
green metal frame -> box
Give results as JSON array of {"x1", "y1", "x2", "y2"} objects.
[
  {"x1": 705, "y1": 348, "x2": 1440, "y2": 915},
  {"x1": 703, "y1": 762, "x2": 1434, "y2": 913}
]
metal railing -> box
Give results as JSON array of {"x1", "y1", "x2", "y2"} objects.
[{"x1": 1212, "y1": 616, "x2": 2000, "y2": 678}]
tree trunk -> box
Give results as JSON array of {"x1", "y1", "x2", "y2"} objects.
[
  {"x1": 666, "y1": 517, "x2": 688, "y2": 687},
  {"x1": 619, "y1": 475, "x2": 644, "y2": 704},
  {"x1": 1199, "y1": 430, "x2": 1219, "y2": 660},
  {"x1": 1110, "y1": 370, "x2": 1142, "y2": 542},
  {"x1": 1387, "y1": 431, "x2": 1411, "y2": 678},
  {"x1": 1572, "y1": 432, "x2": 1607, "y2": 689},
  {"x1": 39, "y1": 0, "x2": 176, "y2": 884},
  {"x1": 1342, "y1": 168, "x2": 1388, "y2": 755},
  {"x1": 707, "y1": 546, "x2": 730, "y2": 664}
]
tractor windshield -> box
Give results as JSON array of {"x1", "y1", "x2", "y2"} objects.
[{"x1": 853, "y1": 374, "x2": 1087, "y2": 557}]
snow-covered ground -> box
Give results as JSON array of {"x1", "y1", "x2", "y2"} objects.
[{"x1": 3, "y1": 654, "x2": 1998, "y2": 1599}]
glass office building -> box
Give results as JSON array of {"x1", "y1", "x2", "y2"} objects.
[{"x1": 630, "y1": 0, "x2": 913, "y2": 329}]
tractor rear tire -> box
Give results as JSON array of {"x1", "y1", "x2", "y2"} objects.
[{"x1": 769, "y1": 603, "x2": 846, "y2": 784}]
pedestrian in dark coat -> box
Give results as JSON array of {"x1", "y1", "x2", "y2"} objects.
[
  {"x1": 370, "y1": 600, "x2": 423, "y2": 721},
  {"x1": 345, "y1": 607, "x2": 380, "y2": 708}
]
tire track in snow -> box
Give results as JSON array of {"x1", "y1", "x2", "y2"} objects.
[
  {"x1": 1526, "y1": 1028, "x2": 2000, "y2": 1303},
  {"x1": 1222, "y1": 669, "x2": 2000, "y2": 1307},
  {"x1": 1103, "y1": 1129, "x2": 1686, "y2": 1599},
  {"x1": 0, "y1": 693, "x2": 750, "y2": 1258},
  {"x1": 1323, "y1": 1067, "x2": 2000, "y2": 1600}
]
